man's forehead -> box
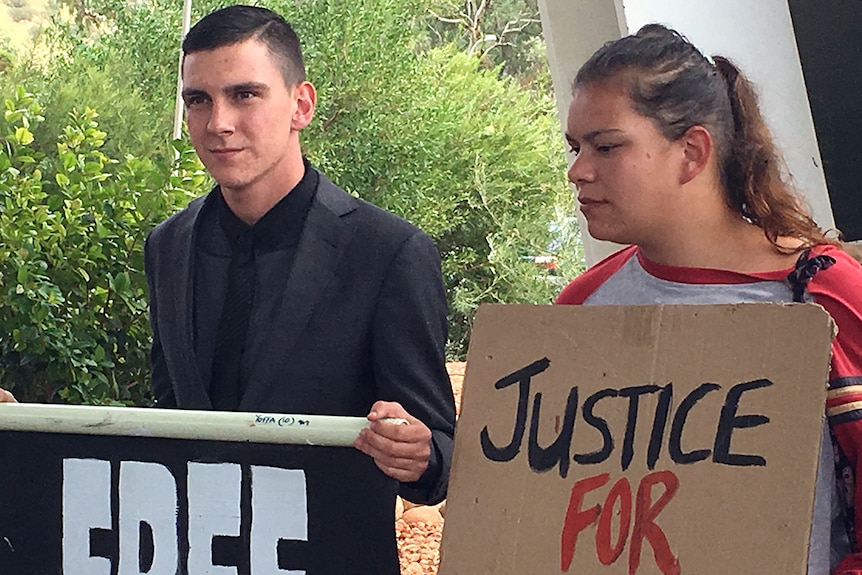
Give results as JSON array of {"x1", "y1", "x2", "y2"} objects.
[
  {"x1": 183, "y1": 39, "x2": 274, "y2": 70},
  {"x1": 182, "y1": 42, "x2": 282, "y2": 86}
]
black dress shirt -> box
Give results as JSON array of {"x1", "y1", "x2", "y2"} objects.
[{"x1": 193, "y1": 161, "x2": 319, "y2": 403}]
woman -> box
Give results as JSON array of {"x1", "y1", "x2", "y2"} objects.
[{"x1": 556, "y1": 24, "x2": 862, "y2": 574}]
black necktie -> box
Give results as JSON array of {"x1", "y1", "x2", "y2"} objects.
[{"x1": 210, "y1": 229, "x2": 256, "y2": 410}]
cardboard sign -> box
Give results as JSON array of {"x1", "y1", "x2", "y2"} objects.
[
  {"x1": 0, "y1": 418, "x2": 399, "y2": 574},
  {"x1": 439, "y1": 303, "x2": 833, "y2": 575}
]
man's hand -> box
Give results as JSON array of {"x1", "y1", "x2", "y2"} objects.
[
  {"x1": 0, "y1": 388, "x2": 17, "y2": 403},
  {"x1": 353, "y1": 400, "x2": 432, "y2": 483}
]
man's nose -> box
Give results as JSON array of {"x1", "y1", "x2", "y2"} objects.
[{"x1": 207, "y1": 101, "x2": 235, "y2": 135}]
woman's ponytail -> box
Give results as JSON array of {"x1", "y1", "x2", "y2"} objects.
[{"x1": 713, "y1": 55, "x2": 831, "y2": 250}]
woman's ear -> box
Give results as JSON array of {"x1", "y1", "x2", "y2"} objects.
[
  {"x1": 291, "y1": 81, "x2": 317, "y2": 131},
  {"x1": 679, "y1": 125, "x2": 713, "y2": 185}
]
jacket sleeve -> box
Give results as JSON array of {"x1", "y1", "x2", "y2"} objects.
[{"x1": 371, "y1": 230, "x2": 456, "y2": 505}]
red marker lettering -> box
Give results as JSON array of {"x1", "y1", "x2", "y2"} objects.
[
  {"x1": 560, "y1": 473, "x2": 609, "y2": 570},
  {"x1": 629, "y1": 471, "x2": 680, "y2": 575}
]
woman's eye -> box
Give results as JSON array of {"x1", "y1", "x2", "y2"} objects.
[
  {"x1": 596, "y1": 144, "x2": 620, "y2": 153},
  {"x1": 568, "y1": 144, "x2": 580, "y2": 156}
]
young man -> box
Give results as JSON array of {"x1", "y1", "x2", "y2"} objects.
[{"x1": 145, "y1": 5, "x2": 455, "y2": 571}]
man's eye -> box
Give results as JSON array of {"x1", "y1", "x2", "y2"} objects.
[
  {"x1": 183, "y1": 94, "x2": 209, "y2": 107},
  {"x1": 236, "y1": 91, "x2": 255, "y2": 100},
  {"x1": 567, "y1": 144, "x2": 580, "y2": 156}
]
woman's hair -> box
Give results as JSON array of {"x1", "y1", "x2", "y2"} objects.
[{"x1": 574, "y1": 23, "x2": 837, "y2": 252}]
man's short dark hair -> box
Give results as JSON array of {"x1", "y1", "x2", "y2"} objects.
[{"x1": 182, "y1": 4, "x2": 306, "y2": 85}]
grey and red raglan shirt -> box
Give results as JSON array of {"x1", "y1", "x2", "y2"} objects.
[{"x1": 556, "y1": 244, "x2": 862, "y2": 575}]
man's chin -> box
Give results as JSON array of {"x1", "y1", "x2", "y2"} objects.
[{"x1": 210, "y1": 174, "x2": 250, "y2": 193}]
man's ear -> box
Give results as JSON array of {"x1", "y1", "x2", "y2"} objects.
[
  {"x1": 678, "y1": 125, "x2": 713, "y2": 185},
  {"x1": 291, "y1": 81, "x2": 316, "y2": 131}
]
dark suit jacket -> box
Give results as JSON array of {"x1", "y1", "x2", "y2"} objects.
[{"x1": 144, "y1": 172, "x2": 455, "y2": 563}]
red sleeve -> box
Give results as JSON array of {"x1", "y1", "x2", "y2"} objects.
[
  {"x1": 808, "y1": 245, "x2": 862, "y2": 573},
  {"x1": 555, "y1": 246, "x2": 638, "y2": 305}
]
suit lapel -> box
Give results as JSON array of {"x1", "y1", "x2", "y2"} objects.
[
  {"x1": 239, "y1": 174, "x2": 358, "y2": 410},
  {"x1": 159, "y1": 195, "x2": 212, "y2": 409}
]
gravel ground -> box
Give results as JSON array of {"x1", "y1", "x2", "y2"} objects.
[{"x1": 396, "y1": 362, "x2": 464, "y2": 575}]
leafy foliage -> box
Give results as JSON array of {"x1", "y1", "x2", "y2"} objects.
[
  {"x1": 0, "y1": 36, "x2": 16, "y2": 74},
  {"x1": 424, "y1": 0, "x2": 548, "y2": 85},
  {"x1": 0, "y1": 87, "x2": 208, "y2": 403},
  {"x1": 3, "y1": 0, "x2": 182, "y2": 159}
]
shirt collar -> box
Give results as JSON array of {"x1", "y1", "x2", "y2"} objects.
[{"x1": 217, "y1": 158, "x2": 319, "y2": 252}]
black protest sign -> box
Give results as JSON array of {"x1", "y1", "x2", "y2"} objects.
[{"x1": 0, "y1": 430, "x2": 398, "y2": 574}]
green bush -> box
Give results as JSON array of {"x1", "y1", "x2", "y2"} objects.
[
  {"x1": 4, "y1": 0, "x2": 182, "y2": 160},
  {"x1": 0, "y1": 86, "x2": 208, "y2": 404},
  {"x1": 0, "y1": 36, "x2": 16, "y2": 74}
]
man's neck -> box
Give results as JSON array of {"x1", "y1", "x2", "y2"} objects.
[{"x1": 221, "y1": 166, "x2": 306, "y2": 225}]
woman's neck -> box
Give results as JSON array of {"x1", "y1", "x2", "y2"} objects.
[{"x1": 639, "y1": 212, "x2": 801, "y2": 273}]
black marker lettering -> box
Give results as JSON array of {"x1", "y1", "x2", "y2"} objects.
[
  {"x1": 528, "y1": 387, "x2": 578, "y2": 478},
  {"x1": 618, "y1": 385, "x2": 661, "y2": 471},
  {"x1": 574, "y1": 388, "x2": 618, "y2": 465},
  {"x1": 713, "y1": 379, "x2": 772, "y2": 466},
  {"x1": 646, "y1": 384, "x2": 673, "y2": 470},
  {"x1": 480, "y1": 358, "x2": 551, "y2": 462},
  {"x1": 669, "y1": 383, "x2": 721, "y2": 464}
]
